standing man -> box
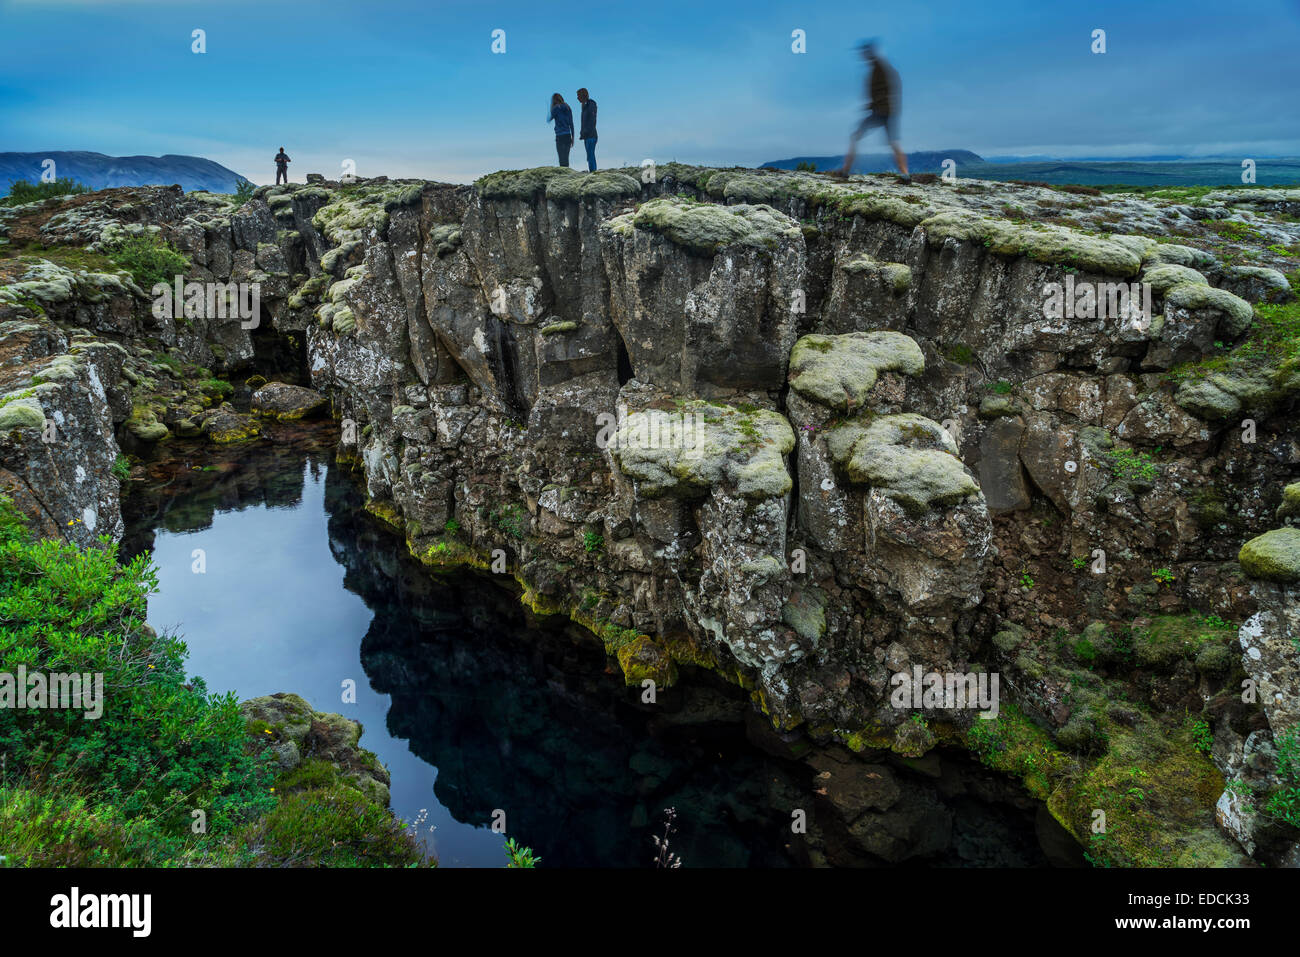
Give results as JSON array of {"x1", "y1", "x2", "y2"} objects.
[
  {"x1": 274, "y1": 147, "x2": 291, "y2": 185},
  {"x1": 841, "y1": 40, "x2": 909, "y2": 183},
  {"x1": 577, "y1": 88, "x2": 598, "y2": 172}
]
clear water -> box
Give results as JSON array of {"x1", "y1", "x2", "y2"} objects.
[{"x1": 121, "y1": 424, "x2": 1061, "y2": 868}]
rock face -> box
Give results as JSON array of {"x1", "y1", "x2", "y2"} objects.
[{"x1": 3, "y1": 170, "x2": 1299, "y2": 866}]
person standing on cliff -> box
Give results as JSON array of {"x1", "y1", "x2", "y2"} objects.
[
  {"x1": 840, "y1": 40, "x2": 910, "y2": 183},
  {"x1": 577, "y1": 88, "x2": 598, "y2": 171},
  {"x1": 274, "y1": 147, "x2": 291, "y2": 185},
  {"x1": 549, "y1": 94, "x2": 575, "y2": 167}
]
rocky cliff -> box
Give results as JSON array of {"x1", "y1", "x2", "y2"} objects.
[{"x1": 3, "y1": 168, "x2": 1299, "y2": 866}]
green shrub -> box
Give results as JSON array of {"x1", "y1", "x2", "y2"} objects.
[
  {"x1": 0, "y1": 496, "x2": 274, "y2": 837},
  {"x1": 583, "y1": 530, "x2": 604, "y2": 553},
  {"x1": 231, "y1": 179, "x2": 256, "y2": 207},
  {"x1": 504, "y1": 837, "x2": 540, "y2": 868},
  {"x1": 103, "y1": 233, "x2": 191, "y2": 290},
  {"x1": 247, "y1": 785, "x2": 423, "y2": 867},
  {"x1": 1, "y1": 177, "x2": 90, "y2": 207}
]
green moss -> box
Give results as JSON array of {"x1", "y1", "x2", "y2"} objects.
[
  {"x1": 0, "y1": 401, "x2": 45, "y2": 430},
  {"x1": 476, "y1": 166, "x2": 579, "y2": 200},
  {"x1": 825, "y1": 413, "x2": 978, "y2": 513},
  {"x1": 1238, "y1": 527, "x2": 1300, "y2": 582},
  {"x1": 920, "y1": 208, "x2": 1143, "y2": 276},
  {"x1": 615, "y1": 636, "x2": 678, "y2": 687},
  {"x1": 780, "y1": 588, "x2": 826, "y2": 643},
  {"x1": 1141, "y1": 263, "x2": 1208, "y2": 297},
  {"x1": 1132, "y1": 613, "x2": 1236, "y2": 669},
  {"x1": 612, "y1": 197, "x2": 802, "y2": 256},
  {"x1": 1278, "y1": 482, "x2": 1300, "y2": 521},
  {"x1": 545, "y1": 169, "x2": 640, "y2": 203},
  {"x1": 1165, "y1": 282, "x2": 1254, "y2": 336},
  {"x1": 788, "y1": 331, "x2": 925, "y2": 411},
  {"x1": 609, "y1": 399, "x2": 795, "y2": 499}
]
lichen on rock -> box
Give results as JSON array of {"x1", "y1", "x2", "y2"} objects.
[
  {"x1": 609, "y1": 400, "x2": 795, "y2": 500},
  {"x1": 826, "y1": 413, "x2": 979, "y2": 513},
  {"x1": 611, "y1": 196, "x2": 802, "y2": 257},
  {"x1": 788, "y1": 331, "x2": 924, "y2": 411}
]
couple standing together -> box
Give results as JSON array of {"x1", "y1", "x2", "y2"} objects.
[{"x1": 548, "y1": 89, "x2": 598, "y2": 170}]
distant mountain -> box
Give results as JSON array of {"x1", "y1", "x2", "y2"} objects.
[
  {"x1": 960, "y1": 158, "x2": 1300, "y2": 187},
  {"x1": 0, "y1": 151, "x2": 249, "y2": 195},
  {"x1": 762, "y1": 150, "x2": 983, "y2": 174}
]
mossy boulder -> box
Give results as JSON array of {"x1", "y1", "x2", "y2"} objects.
[
  {"x1": 251, "y1": 381, "x2": 328, "y2": 421},
  {"x1": 1238, "y1": 528, "x2": 1300, "y2": 583},
  {"x1": 780, "y1": 586, "x2": 827, "y2": 644},
  {"x1": 0, "y1": 400, "x2": 45, "y2": 430},
  {"x1": 1142, "y1": 264, "x2": 1208, "y2": 297},
  {"x1": 788, "y1": 331, "x2": 924, "y2": 411},
  {"x1": 612, "y1": 197, "x2": 801, "y2": 257},
  {"x1": 1165, "y1": 282, "x2": 1254, "y2": 336},
  {"x1": 609, "y1": 400, "x2": 795, "y2": 500},
  {"x1": 616, "y1": 636, "x2": 678, "y2": 688},
  {"x1": 825, "y1": 413, "x2": 979, "y2": 513},
  {"x1": 1277, "y1": 482, "x2": 1300, "y2": 523}
]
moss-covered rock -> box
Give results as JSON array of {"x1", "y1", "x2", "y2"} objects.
[
  {"x1": 1165, "y1": 282, "x2": 1254, "y2": 336},
  {"x1": 1238, "y1": 528, "x2": 1300, "y2": 583},
  {"x1": 1277, "y1": 482, "x2": 1300, "y2": 522},
  {"x1": 1142, "y1": 263, "x2": 1208, "y2": 297},
  {"x1": 920, "y1": 209, "x2": 1142, "y2": 276},
  {"x1": 826, "y1": 413, "x2": 979, "y2": 513},
  {"x1": 788, "y1": 331, "x2": 924, "y2": 411},
  {"x1": 0, "y1": 400, "x2": 45, "y2": 430},
  {"x1": 780, "y1": 587, "x2": 826, "y2": 644},
  {"x1": 476, "y1": 166, "x2": 578, "y2": 200},
  {"x1": 610, "y1": 400, "x2": 795, "y2": 500},
  {"x1": 545, "y1": 169, "x2": 640, "y2": 203},
  {"x1": 616, "y1": 636, "x2": 678, "y2": 688},
  {"x1": 612, "y1": 197, "x2": 801, "y2": 257}
]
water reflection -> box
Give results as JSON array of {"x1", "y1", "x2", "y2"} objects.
[{"x1": 122, "y1": 427, "x2": 1067, "y2": 868}]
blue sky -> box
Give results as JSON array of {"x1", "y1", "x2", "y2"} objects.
[{"x1": 2, "y1": 0, "x2": 1298, "y2": 184}]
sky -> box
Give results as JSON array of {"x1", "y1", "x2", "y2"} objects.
[{"x1": 1, "y1": 0, "x2": 1298, "y2": 185}]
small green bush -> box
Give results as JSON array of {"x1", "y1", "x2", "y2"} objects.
[
  {"x1": 1, "y1": 177, "x2": 90, "y2": 207},
  {"x1": 103, "y1": 233, "x2": 191, "y2": 290}
]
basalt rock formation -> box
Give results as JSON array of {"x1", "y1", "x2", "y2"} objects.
[{"x1": 3, "y1": 168, "x2": 1299, "y2": 867}]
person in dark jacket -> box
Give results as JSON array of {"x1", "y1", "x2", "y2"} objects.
[
  {"x1": 549, "y1": 94, "x2": 575, "y2": 167},
  {"x1": 840, "y1": 40, "x2": 909, "y2": 182},
  {"x1": 274, "y1": 147, "x2": 291, "y2": 185},
  {"x1": 577, "y1": 88, "x2": 597, "y2": 171}
]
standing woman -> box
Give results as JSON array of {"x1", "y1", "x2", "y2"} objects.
[{"x1": 548, "y1": 93, "x2": 575, "y2": 167}]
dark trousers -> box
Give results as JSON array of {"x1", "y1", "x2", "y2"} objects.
[
  {"x1": 275, "y1": 167, "x2": 288, "y2": 184},
  {"x1": 556, "y1": 135, "x2": 572, "y2": 167},
  {"x1": 583, "y1": 136, "x2": 597, "y2": 171}
]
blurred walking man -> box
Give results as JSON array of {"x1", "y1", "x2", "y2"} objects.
[{"x1": 841, "y1": 40, "x2": 909, "y2": 182}]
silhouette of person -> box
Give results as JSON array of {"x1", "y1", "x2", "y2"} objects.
[
  {"x1": 841, "y1": 40, "x2": 910, "y2": 182},
  {"x1": 577, "y1": 88, "x2": 598, "y2": 172},
  {"x1": 274, "y1": 147, "x2": 291, "y2": 185},
  {"x1": 549, "y1": 94, "x2": 575, "y2": 168}
]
